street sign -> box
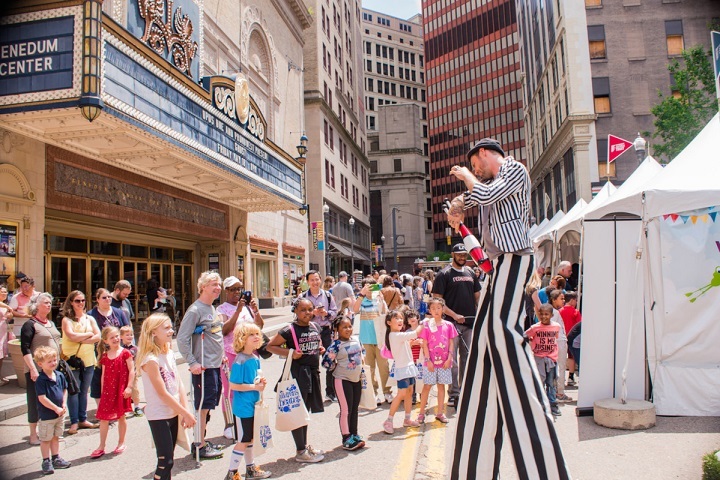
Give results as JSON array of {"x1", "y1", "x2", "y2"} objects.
[
  {"x1": 607, "y1": 134, "x2": 633, "y2": 163},
  {"x1": 712, "y1": 31, "x2": 720, "y2": 101}
]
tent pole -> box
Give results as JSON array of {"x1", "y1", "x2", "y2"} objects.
[{"x1": 612, "y1": 215, "x2": 618, "y2": 399}]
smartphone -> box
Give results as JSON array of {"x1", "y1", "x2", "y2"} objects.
[
  {"x1": 369, "y1": 284, "x2": 382, "y2": 292},
  {"x1": 242, "y1": 290, "x2": 252, "y2": 302}
]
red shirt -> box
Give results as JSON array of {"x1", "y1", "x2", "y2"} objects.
[{"x1": 559, "y1": 305, "x2": 581, "y2": 335}]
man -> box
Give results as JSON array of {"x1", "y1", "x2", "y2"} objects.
[
  {"x1": 556, "y1": 260, "x2": 575, "y2": 291},
  {"x1": 332, "y1": 271, "x2": 355, "y2": 305},
  {"x1": 9, "y1": 275, "x2": 39, "y2": 320},
  {"x1": 390, "y1": 270, "x2": 403, "y2": 290},
  {"x1": 431, "y1": 243, "x2": 481, "y2": 408},
  {"x1": 176, "y1": 271, "x2": 225, "y2": 459},
  {"x1": 446, "y1": 138, "x2": 570, "y2": 479},
  {"x1": 300, "y1": 270, "x2": 338, "y2": 402},
  {"x1": 110, "y1": 280, "x2": 135, "y2": 324}
]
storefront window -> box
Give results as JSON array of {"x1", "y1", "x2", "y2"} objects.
[
  {"x1": 123, "y1": 244, "x2": 148, "y2": 258},
  {"x1": 90, "y1": 241, "x2": 120, "y2": 256},
  {"x1": 49, "y1": 235, "x2": 87, "y2": 253},
  {"x1": 255, "y1": 260, "x2": 272, "y2": 297}
]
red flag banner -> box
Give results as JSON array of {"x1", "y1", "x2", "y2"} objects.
[{"x1": 608, "y1": 134, "x2": 633, "y2": 163}]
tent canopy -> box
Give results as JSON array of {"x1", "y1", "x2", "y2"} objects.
[
  {"x1": 534, "y1": 198, "x2": 588, "y2": 245},
  {"x1": 530, "y1": 210, "x2": 565, "y2": 241}
]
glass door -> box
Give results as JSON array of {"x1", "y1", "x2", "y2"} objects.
[{"x1": 50, "y1": 256, "x2": 87, "y2": 323}]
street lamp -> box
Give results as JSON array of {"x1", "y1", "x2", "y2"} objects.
[
  {"x1": 380, "y1": 235, "x2": 385, "y2": 266},
  {"x1": 349, "y1": 216, "x2": 355, "y2": 282},
  {"x1": 295, "y1": 133, "x2": 309, "y2": 215},
  {"x1": 633, "y1": 132, "x2": 647, "y2": 164},
  {"x1": 323, "y1": 202, "x2": 330, "y2": 277}
]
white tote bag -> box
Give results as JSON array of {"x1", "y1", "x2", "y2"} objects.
[
  {"x1": 275, "y1": 350, "x2": 310, "y2": 432},
  {"x1": 359, "y1": 364, "x2": 378, "y2": 410},
  {"x1": 253, "y1": 392, "x2": 274, "y2": 456}
]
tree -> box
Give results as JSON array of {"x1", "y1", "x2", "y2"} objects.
[{"x1": 648, "y1": 45, "x2": 716, "y2": 160}]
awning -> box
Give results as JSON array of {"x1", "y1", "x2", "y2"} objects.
[{"x1": 327, "y1": 241, "x2": 371, "y2": 262}]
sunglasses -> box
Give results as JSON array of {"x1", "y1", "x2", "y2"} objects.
[
  {"x1": 73, "y1": 299, "x2": 86, "y2": 304},
  {"x1": 100, "y1": 296, "x2": 112, "y2": 300}
]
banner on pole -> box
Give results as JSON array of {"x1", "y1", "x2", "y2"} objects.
[
  {"x1": 608, "y1": 134, "x2": 633, "y2": 163},
  {"x1": 311, "y1": 221, "x2": 325, "y2": 251}
]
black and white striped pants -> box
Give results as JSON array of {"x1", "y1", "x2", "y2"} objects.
[{"x1": 451, "y1": 253, "x2": 571, "y2": 480}]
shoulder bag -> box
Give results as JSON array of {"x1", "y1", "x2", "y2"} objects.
[
  {"x1": 274, "y1": 349, "x2": 310, "y2": 432},
  {"x1": 37, "y1": 320, "x2": 80, "y2": 396}
]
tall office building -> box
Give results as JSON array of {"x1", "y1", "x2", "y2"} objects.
[
  {"x1": 422, "y1": 0, "x2": 526, "y2": 251},
  {"x1": 362, "y1": 9, "x2": 432, "y2": 272},
  {"x1": 303, "y1": 0, "x2": 372, "y2": 278}
]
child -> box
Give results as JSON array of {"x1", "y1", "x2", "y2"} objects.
[
  {"x1": 137, "y1": 313, "x2": 195, "y2": 480},
  {"x1": 225, "y1": 323, "x2": 271, "y2": 480},
  {"x1": 549, "y1": 289, "x2": 570, "y2": 402},
  {"x1": 404, "y1": 310, "x2": 424, "y2": 405},
  {"x1": 33, "y1": 346, "x2": 71, "y2": 475},
  {"x1": 321, "y1": 316, "x2": 365, "y2": 451},
  {"x1": 559, "y1": 292, "x2": 582, "y2": 386},
  {"x1": 382, "y1": 310, "x2": 424, "y2": 434},
  {"x1": 412, "y1": 277, "x2": 426, "y2": 317},
  {"x1": 337, "y1": 298, "x2": 354, "y2": 325},
  {"x1": 525, "y1": 304, "x2": 561, "y2": 416},
  {"x1": 417, "y1": 298, "x2": 457, "y2": 424},
  {"x1": 265, "y1": 298, "x2": 325, "y2": 463},
  {"x1": 91, "y1": 325, "x2": 134, "y2": 458},
  {"x1": 120, "y1": 325, "x2": 143, "y2": 417}
]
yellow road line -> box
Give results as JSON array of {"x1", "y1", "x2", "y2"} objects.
[{"x1": 392, "y1": 429, "x2": 423, "y2": 480}]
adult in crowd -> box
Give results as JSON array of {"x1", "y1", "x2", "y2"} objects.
[
  {"x1": 323, "y1": 275, "x2": 335, "y2": 293},
  {"x1": 21, "y1": 292, "x2": 61, "y2": 445},
  {"x1": 524, "y1": 266, "x2": 545, "y2": 329},
  {"x1": 556, "y1": 261, "x2": 576, "y2": 291},
  {"x1": 217, "y1": 275, "x2": 263, "y2": 437},
  {"x1": 60, "y1": 290, "x2": 101, "y2": 434},
  {"x1": 431, "y1": 243, "x2": 481, "y2": 409},
  {"x1": 380, "y1": 275, "x2": 403, "y2": 311},
  {"x1": 332, "y1": 271, "x2": 355, "y2": 305},
  {"x1": 10, "y1": 275, "x2": 39, "y2": 321},
  {"x1": 538, "y1": 275, "x2": 566, "y2": 305},
  {"x1": 110, "y1": 280, "x2": 135, "y2": 324},
  {"x1": 423, "y1": 269, "x2": 435, "y2": 294},
  {"x1": 446, "y1": 138, "x2": 569, "y2": 478},
  {"x1": 299, "y1": 270, "x2": 338, "y2": 402},
  {"x1": 89, "y1": 288, "x2": 129, "y2": 330},
  {"x1": 8, "y1": 271, "x2": 27, "y2": 302},
  {"x1": 0, "y1": 284, "x2": 13, "y2": 386},
  {"x1": 352, "y1": 278, "x2": 392, "y2": 404},
  {"x1": 164, "y1": 288, "x2": 177, "y2": 324},
  {"x1": 402, "y1": 276, "x2": 414, "y2": 305},
  {"x1": 147, "y1": 278, "x2": 163, "y2": 314},
  {"x1": 176, "y1": 271, "x2": 224, "y2": 459},
  {"x1": 390, "y1": 270, "x2": 403, "y2": 290},
  {"x1": 371, "y1": 270, "x2": 380, "y2": 282}
]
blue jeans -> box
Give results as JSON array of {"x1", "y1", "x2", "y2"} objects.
[
  {"x1": 67, "y1": 366, "x2": 95, "y2": 424},
  {"x1": 544, "y1": 363, "x2": 557, "y2": 405}
]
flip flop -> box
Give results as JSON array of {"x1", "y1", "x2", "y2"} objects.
[
  {"x1": 112, "y1": 445, "x2": 126, "y2": 455},
  {"x1": 28, "y1": 438, "x2": 41, "y2": 446},
  {"x1": 67, "y1": 426, "x2": 78, "y2": 435},
  {"x1": 90, "y1": 449, "x2": 105, "y2": 459}
]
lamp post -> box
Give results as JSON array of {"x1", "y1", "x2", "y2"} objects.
[
  {"x1": 349, "y1": 216, "x2": 355, "y2": 282},
  {"x1": 296, "y1": 134, "x2": 309, "y2": 216},
  {"x1": 380, "y1": 234, "x2": 385, "y2": 267},
  {"x1": 633, "y1": 132, "x2": 647, "y2": 165},
  {"x1": 323, "y1": 202, "x2": 330, "y2": 277}
]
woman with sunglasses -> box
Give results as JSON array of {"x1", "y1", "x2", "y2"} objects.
[
  {"x1": 61, "y1": 290, "x2": 101, "y2": 435},
  {"x1": 89, "y1": 288, "x2": 130, "y2": 330}
]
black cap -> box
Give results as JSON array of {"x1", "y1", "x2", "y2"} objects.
[
  {"x1": 452, "y1": 243, "x2": 467, "y2": 253},
  {"x1": 467, "y1": 138, "x2": 505, "y2": 159},
  {"x1": 16, "y1": 271, "x2": 26, "y2": 279}
]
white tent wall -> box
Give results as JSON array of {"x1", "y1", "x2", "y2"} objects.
[{"x1": 577, "y1": 219, "x2": 646, "y2": 410}]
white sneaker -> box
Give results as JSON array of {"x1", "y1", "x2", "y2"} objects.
[
  {"x1": 223, "y1": 427, "x2": 234, "y2": 439},
  {"x1": 376, "y1": 394, "x2": 384, "y2": 406},
  {"x1": 295, "y1": 449, "x2": 324, "y2": 463},
  {"x1": 384, "y1": 393, "x2": 394, "y2": 404}
]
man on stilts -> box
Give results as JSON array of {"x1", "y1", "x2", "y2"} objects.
[{"x1": 446, "y1": 138, "x2": 571, "y2": 480}]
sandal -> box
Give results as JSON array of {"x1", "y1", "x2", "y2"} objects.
[
  {"x1": 67, "y1": 425, "x2": 78, "y2": 435},
  {"x1": 90, "y1": 449, "x2": 105, "y2": 459},
  {"x1": 112, "y1": 445, "x2": 126, "y2": 455}
]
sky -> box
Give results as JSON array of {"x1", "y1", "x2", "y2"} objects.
[{"x1": 361, "y1": 0, "x2": 422, "y2": 20}]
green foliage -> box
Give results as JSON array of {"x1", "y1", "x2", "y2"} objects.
[
  {"x1": 648, "y1": 45, "x2": 717, "y2": 161},
  {"x1": 702, "y1": 450, "x2": 720, "y2": 480},
  {"x1": 426, "y1": 251, "x2": 451, "y2": 261}
]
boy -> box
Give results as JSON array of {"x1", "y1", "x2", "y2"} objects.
[
  {"x1": 559, "y1": 292, "x2": 582, "y2": 386},
  {"x1": 524, "y1": 304, "x2": 561, "y2": 416},
  {"x1": 120, "y1": 325, "x2": 144, "y2": 417},
  {"x1": 34, "y1": 346, "x2": 71, "y2": 475}
]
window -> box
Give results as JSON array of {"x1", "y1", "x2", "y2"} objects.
[
  {"x1": 324, "y1": 120, "x2": 329, "y2": 145},
  {"x1": 393, "y1": 158, "x2": 402, "y2": 172},
  {"x1": 588, "y1": 25, "x2": 606, "y2": 59},
  {"x1": 592, "y1": 77, "x2": 611, "y2": 114},
  {"x1": 370, "y1": 160, "x2": 378, "y2": 173},
  {"x1": 665, "y1": 20, "x2": 684, "y2": 56},
  {"x1": 365, "y1": 41, "x2": 371, "y2": 55},
  {"x1": 329, "y1": 126, "x2": 334, "y2": 150},
  {"x1": 340, "y1": 173, "x2": 346, "y2": 198},
  {"x1": 585, "y1": 0, "x2": 601, "y2": 6}
]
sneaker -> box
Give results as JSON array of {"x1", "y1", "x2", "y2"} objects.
[
  {"x1": 307, "y1": 445, "x2": 325, "y2": 456},
  {"x1": 382, "y1": 419, "x2": 394, "y2": 434},
  {"x1": 384, "y1": 393, "x2": 394, "y2": 404},
  {"x1": 198, "y1": 443, "x2": 223, "y2": 459},
  {"x1": 134, "y1": 407, "x2": 144, "y2": 417},
  {"x1": 350, "y1": 434, "x2": 366, "y2": 449},
  {"x1": 342, "y1": 436, "x2": 365, "y2": 451},
  {"x1": 403, "y1": 418, "x2": 420, "y2": 428},
  {"x1": 325, "y1": 393, "x2": 338, "y2": 403},
  {"x1": 417, "y1": 413, "x2": 426, "y2": 424},
  {"x1": 41, "y1": 459, "x2": 54, "y2": 475},
  {"x1": 449, "y1": 396, "x2": 459, "y2": 408},
  {"x1": 436, "y1": 413, "x2": 449, "y2": 424},
  {"x1": 556, "y1": 393, "x2": 572, "y2": 402},
  {"x1": 223, "y1": 426, "x2": 235, "y2": 439},
  {"x1": 295, "y1": 449, "x2": 324, "y2": 463},
  {"x1": 376, "y1": 394, "x2": 384, "y2": 406},
  {"x1": 246, "y1": 464, "x2": 272, "y2": 479},
  {"x1": 52, "y1": 457, "x2": 71, "y2": 469},
  {"x1": 224, "y1": 471, "x2": 240, "y2": 480},
  {"x1": 551, "y1": 405, "x2": 562, "y2": 416},
  {"x1": 566, "y1": 379, "x2": 577, "y2": 386}
]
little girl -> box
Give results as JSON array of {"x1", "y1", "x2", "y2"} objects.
[
  {"x1": 321, "y1": 316, "x2": 365, "y2": 451},
  {"x1": 382, "y1": 310, "x2": 424, "y2": 434},
  {"x1": 91, "y1": 326, "x2": 134, "y2": 458},
  {"x1": 417, "y1": 298, "x2": 457, "y2": 424},
  {"x1": 225, "y1": 323, "x2": 271, "y2": 480},
  {"x1": 136, "y1": 313, "x2": 195, "y2": 480},
  {"x1": 404, "y1": 310, "x2": 424, "y2": 405}
]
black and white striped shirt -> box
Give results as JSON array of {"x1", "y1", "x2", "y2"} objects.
[{"x1": 462, "y1": 156, "x2": 532, "y2": 256}]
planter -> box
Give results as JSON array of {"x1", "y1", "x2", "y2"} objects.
[
  {"x1": 12, "y1": 317, "x2": 28, "y2": 338},
  {"x1": 8, "y1": 339, "x2": 26, "y2": 388}
]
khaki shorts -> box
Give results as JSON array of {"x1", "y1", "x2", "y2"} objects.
[{"x1": 38, "y1": 415, "x2": 65, "y2": 442}]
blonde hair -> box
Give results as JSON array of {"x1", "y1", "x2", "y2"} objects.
[
  {"x1": 96, "y1": 326, "x2": 120, "y2": 366},
  {"x1": 120, "y1": 325, "x2": 134, "y2": 336},
  {"x1": 197, "y1": 271, "x2": 222, "y2": 294},
  {"x1": 33, "y1": 345, "x2": 57, "y2": 364},
  {"x1": 525, "y1": 270, "x2": 543, "y2": 295},
  {"x1": 233, "y1": 322, "x2": 262, "y2": 354},
  {"x1": 339, "y1": 297, "x2": 352, "y2": 314},
  {"x1": 135, "y1": 313, "x2": 172, "y2": 377}
]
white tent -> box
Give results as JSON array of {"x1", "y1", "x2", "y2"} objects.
[
  {"x1": 560, "y1": 180, "x2": 617, "y2": 237},
  {"x1": 533, "y1": 199, "x2": 588, "y2": 267},
  {"x1": 528, "y1": 218, "x2": 548, "y2": 239},
  {"x1": 531, "y1": 210, "x2": 565, "y2": 268}
]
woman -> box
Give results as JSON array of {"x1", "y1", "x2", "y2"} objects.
[
  {"x1": 89, "y1": 288, "x2": 129, "y2": 330},
  {"x1": 423, "y1": 270, "x2": 435, "y2": 296},
  {"x1": 524, "y1": 266, "x2": 544, "y2": 329},
  {"x1": 0, "y1": 285, "x2": 13, "y2": 386},
  {"x1": 323, "y1": 275, "x2": 335, "y2": 293},
  {"x1": 20, "y1": 292, "x2": 61, "y2": 445},
  {"x1": 61, "y1": 290, "x2": 101, "y2": 434},
  {"x1": 380, "y1": 275, "x2": 403, "y2": 310}
]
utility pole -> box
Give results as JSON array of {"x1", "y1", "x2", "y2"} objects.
[{"x1": 392, "y1": 207, "x2": 398, "y2": 271}]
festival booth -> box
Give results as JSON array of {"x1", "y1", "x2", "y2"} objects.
[
  {"x1": 532, "y1": 199, "x2": 588, "y2": 268},
  {"x1": 531, "y1": 211, "x2": 565, "y2": 268},
  {"x1": 579, "y1": 114, "x2": 720, "y2": 416}
]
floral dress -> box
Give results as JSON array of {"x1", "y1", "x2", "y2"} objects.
[{"x1": 96, "y1": 349, "x2": 132, "y2": 420}]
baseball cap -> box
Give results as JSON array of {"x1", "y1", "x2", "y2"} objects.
[
  {"x1": 16, "y1": 271, "x2": 27, "y2": 280},
  {"x1": 452, "y1": 243, "x2": 467, "y2": 254},
  {"x1": 467, "y1": 138, "x2": 505, "y2": 159},
  {"x1": 222, "y1": 276, "x2": 241, "y2": 289},
  {"x1": 338, "y1": 271, "x2": 348, "y2": 278}
]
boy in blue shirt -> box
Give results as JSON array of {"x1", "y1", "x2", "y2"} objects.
[{"x1": 34, "y1": 346, "x2": 71, "y2": 475}]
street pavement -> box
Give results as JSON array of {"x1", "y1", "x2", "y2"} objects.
[{"x1": 0, "y1": 306, "x2": 718, "y2": 479}]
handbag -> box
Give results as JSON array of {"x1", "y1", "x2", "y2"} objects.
[
  {"x1": 256, "y1": 332, "x2": 273, "y2": 360},
  {"x1": 274, "y1": 350, "x2": 310, "y2": 432},
  {"x1": 64, "y1": 344, "x2": 85, "y2": 370},
  {"x1": 37, "y1": 319, "x2": 80, "y2": 395},
  {"x1": 359, "y1": 365, "x2": 377, "y2": 410},
  {"x1": 253, "y1": 392, "x2": 274, "y2": 456}
]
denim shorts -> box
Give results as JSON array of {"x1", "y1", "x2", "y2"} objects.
[
  {"x1": 192, "y1": 368, "x2": 222, "y2": 410},
  {"x1": 396, "y1": 376, "x2": 416, "y2": 389}
]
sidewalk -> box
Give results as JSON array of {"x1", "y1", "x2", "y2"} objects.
[{"x1": 0, "y1": 305, "x2": 294, "y2": 421}]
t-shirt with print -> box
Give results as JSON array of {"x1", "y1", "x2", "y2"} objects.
[
  {"x1": 35, "y1": 371, "x2": 67, "y2": 421},
  {"x1": 431, "y1": 266, "x2": 481, "y2": 325},
  {"x1": 418, "y1": 319, "x2": 458, "y2": 367},
  {"x1": 230, "y1": 352, "x2": 261, "y2": 418},
  {"x1": 140, "y1": 351, "x2": 180, "y2": 421},
  {"x1": 278, "y1": 322, "x2": 321, "y2": 369},
  {"x1": 322, "y1": 338, "x2": 363, "y2": 383},
  {"x1": 217, "y1": 302, "x2": 255, "y2": 356},
  {"x1": 524, "y1": 322, "x2": 560, "y2": 362}
]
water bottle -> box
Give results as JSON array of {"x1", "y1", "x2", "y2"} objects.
[{"x1": 443, "y1": 199, "x2": 493, "y2": 274}]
